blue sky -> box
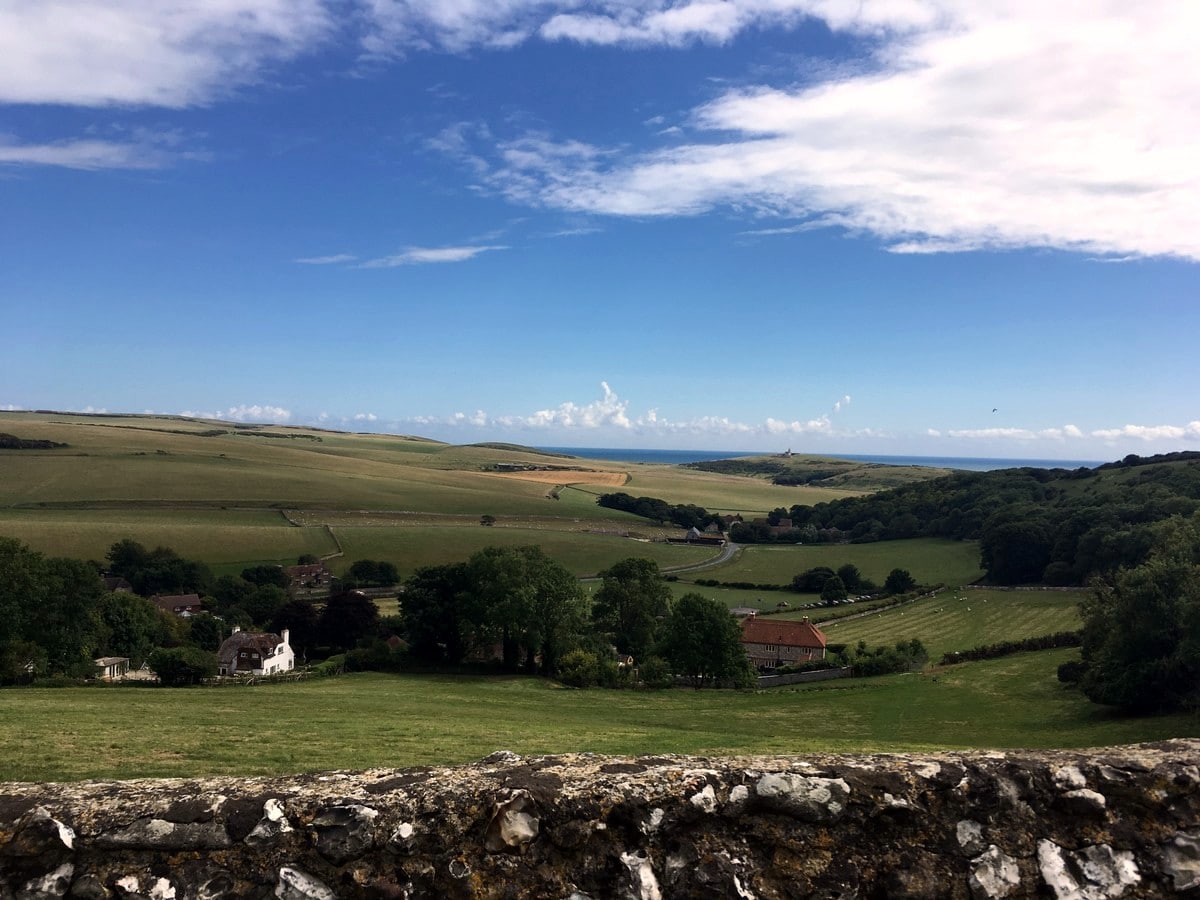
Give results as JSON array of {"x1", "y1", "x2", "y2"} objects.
[{"x1": 2, "y1": 1, "x2": 1197, "y2": 459}]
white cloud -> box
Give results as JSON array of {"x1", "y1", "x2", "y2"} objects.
[
  {"x1": 1, "y1": 404, "x2": 25, "y2": 411},
  {"x1": 360, "y1": 0, "x2": 570, "y2": 57},
  {"x1": 936, "y1": 420, "x2": 1200, "y2": 448},
  {"x1": 359, "y1": 244, "x2": 508, "y2": 267},
  {"x1": 181, "y1": 404, "x2": 292, "y2": 424},
  {"x1": 483, "y1": 1, "x2": 1200, "y2": 260},
  {"x1": 353, "y1": 412, "x2": 379, "y2": 422},
  {"x1": 1091, "y1": 422, "x2": 1200, "y2": 442},
  {"x1": 0, "y1": 135, "x2": 176, "y2": 170},
  {"x1": 295, "y1": 253, "x2": 358, "y2": 265},
  {"x1": 0, "y1": 0, "x2": 331, "y2": 108},
  {"x1": 358, "y1": 0, "x2": 938, "y2": 55},
  {"x1": 423, "y1": 382, "x2": 857, "y2": 440}
]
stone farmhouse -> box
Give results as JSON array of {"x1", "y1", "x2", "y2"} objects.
[
  {"x1": 740, "y1": 615, "x2": 827, "y2": 671},
  {"x1": 216, "y1": 627, "x2": 295, "y2": 677},
  {"x1": 285, "y1": 563, "x2": 333, "y2": 594}
]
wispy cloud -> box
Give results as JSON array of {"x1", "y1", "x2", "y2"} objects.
[
  {"x1": 0, "y1": 1, "x2": 332, "y2": 108},
  {"x1": 294, "y1": 253, "x2": 358, "y2": 265},
  {"x1": 1091, "y1": 422, "x2": 1200, "y2": 442},
  {"x1": 0, "y1": 135, "x2": 171, "y2": 170},
  {"x1": 468, "y1": 2, "x2": 1200, "y2": 260},
  {"x1": 358, "y1": 244, "x2": 508, "y2": 267},
  {"x1": 180, "y1": 404, "x2": 292, "y2": 424},
  {"x1": 943, "y1": 421, "x2": 1200, "y2": 445}
]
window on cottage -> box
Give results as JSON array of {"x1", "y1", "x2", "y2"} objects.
[{"x1": 765, "y1": 644, "x2": 777, "y2": 652}]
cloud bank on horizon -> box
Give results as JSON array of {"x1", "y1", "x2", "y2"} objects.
[
  {"x1": 3, "y1": 1, "x2": 1197, "y2": 260},
  {"x1": 7, "y1": 384, "x2": 1200, "y2": 459}
]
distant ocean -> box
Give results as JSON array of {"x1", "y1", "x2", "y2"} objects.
[{"x1": 537, "y1": 447, "x2": 1106, "y2": 471}]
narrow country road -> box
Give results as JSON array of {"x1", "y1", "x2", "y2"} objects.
[{"x1": 661, "y1": 540, "x2": 739, "y2": 575}]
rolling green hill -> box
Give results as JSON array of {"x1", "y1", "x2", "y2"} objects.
[{"x1": 0, "y1": 411, "x2": 884, "y2": 572}]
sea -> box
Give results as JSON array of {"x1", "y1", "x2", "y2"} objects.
[{"x1": 536, "y1": 447, "x2": 1106, "y2": 471}]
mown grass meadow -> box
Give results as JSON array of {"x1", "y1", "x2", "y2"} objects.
[
  {"x1": 814, "y1": 589, "x2": 1086, "y2": 658},
  {"x1": 2, "y1": 650, "x2": 1196, "y2": 783}
]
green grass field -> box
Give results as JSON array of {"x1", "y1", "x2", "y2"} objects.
[
  {"x1": 814, "y1": 589, "x2": 1085, "y2": 658},
  {"x1": 2, "y1": 650, "x2": 1195, "y2": 782},
  {"x1": 331, "y1": 525, "x2": 717, "y2": 578},
  {"x1": 707, "y1": 538, "x2": 984, "y2": 587},
  {"x1": 0, "y1": 508, "x2": 338, "y2": 566},
  {"x1": 0, "y1": 413, "x2": 889, "y2": 574},
  {"x1": 568, "y1": 469, "x2": 861, "y2": 516}
]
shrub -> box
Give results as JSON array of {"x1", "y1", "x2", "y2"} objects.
[
  {"x1": 852, "y1": 639, "x2": 928, "y2": 677},
  {"x1": 638, "y1": 655, "x2": 673, "y2": 689},
  {"x1": 312, "y1": 654, "x2": 346, "y2": 677},
  {"x1": 556, "y1": 649, "x2": 600, "y2": 688},
  {"x1": 149, "y1": 647, "x2": 217, "y2": 686},
  {"x1": 1057, "y1": 659, "x2": 1087, "y2": 683},
  {"x1": 938, "y1": 631, "x2": 1082, "y2": 666}
]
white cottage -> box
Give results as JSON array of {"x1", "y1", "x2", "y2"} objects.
[{"x1": 216, "y1": 627, "x2": 295, "y2": 676}]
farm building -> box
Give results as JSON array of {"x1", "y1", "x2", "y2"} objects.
[
  {"x1": 151, "y1": 593, "x2": 205, "y2": 617},
  {"x1": 93, "y1": 657, "x2": 130, "y2": 680},
  {"x1": 741, "y1": 615, "x2": 827, "y2": 670}
]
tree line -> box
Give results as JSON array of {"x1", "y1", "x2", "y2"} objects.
[
  {"x1": 0, "y1": 538, "x2": 384, "y2": 684},
  {"x1": 729, "y1": 453, "x2": 1200, "y2": 586},
  {"x1": 0, "y1": 537, "x2": 753, "y2": 690},
  {"x1": 399, "y1": 550, "x2": 752, "y2": 688}
]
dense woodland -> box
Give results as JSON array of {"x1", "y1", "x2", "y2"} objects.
[{"x1": 607, "y1": 453, "x2": 1200, "y2": 587}]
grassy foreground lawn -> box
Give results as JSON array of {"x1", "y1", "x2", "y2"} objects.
[
  {"x1": 711, "y1": 538, "x2": 984, "y2": 587},
  {"x1": 2, "y1": 650, "x2": 1196, "y2": 782}
]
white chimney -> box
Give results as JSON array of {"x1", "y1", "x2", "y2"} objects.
[
  {"x1": 232, "y1": 625, "x2": 241, "y2": 634},
  {"x1": 281, "y1": 628, "x2": 290, "y2": 646}
]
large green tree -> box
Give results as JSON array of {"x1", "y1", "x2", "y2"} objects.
[
  {"x1": 1079, "y1": 516, "x2": 1200, "y2": 712},
  {"x1": 98, "y1": 591, "x2": 169, "y2": 663},
  {"x1": 821, "y1": 575, "x2": 848, "y2": 605},
  {"x1": 106, "y1": 540, "x2": 211, "y2": 596},
  {"x1": 660, "y1": 593, "x2": 753, "y2": 688},
  {"x1": 318, "y1": 591, "x2": 381, "y2": 652},
  {"x1": 0, "y1": 540, "x2": 106, "y2": 679},
  {"x1": 592, "y1": 558, "x2": 672, "y2": 660},
  {"x1": 521, "y1": 548, "x2": 587, "y2": 675},
  {"x1": 401, "y1": 562, "x2": 475, "y2": 664},
  {"x1": 468, "y1": 546, "x2": 536, "y2": 670}
]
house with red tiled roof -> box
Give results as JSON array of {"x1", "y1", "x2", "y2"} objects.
[
  {"x1": 217, "y1": 627, "x2": 295, "y2": 677},
  {"x1": 151, "y1": 593, "x2": 205, "y2": 617},
  {"x1": 740, "y1": 615, "x2": 827, "y2": 671}
]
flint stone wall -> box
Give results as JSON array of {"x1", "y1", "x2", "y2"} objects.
[{"x1": 1, "y1": 740, "x2": 1198, "y2": 899}]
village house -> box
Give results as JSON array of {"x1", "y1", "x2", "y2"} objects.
[
  {"x1": 216, "y1": 627, "x2": 295, "y2": 677},
  {"x1": 285, "y1": 563, "x2": 333, "y2": 593},
  {"x1": 740, "y1": 615, "x2": 828, "y2": 671},
  {"x1": 151, "y1": 593, "x2": 205, "y2": 617}
]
